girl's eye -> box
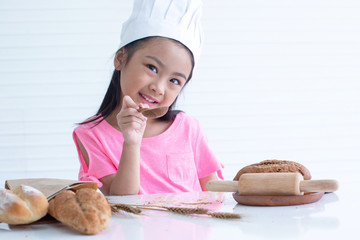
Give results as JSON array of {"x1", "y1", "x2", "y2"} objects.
[
  {"x1": 147, "y1": 64, "x2": 157, "y2": 73},
  {"x1": 170, "y1": 78, "x2": 181, "y2": 86}
]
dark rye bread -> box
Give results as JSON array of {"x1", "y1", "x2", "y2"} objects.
[{"x1": 233, "y1": 160, "x2": 311, "y2": 181}]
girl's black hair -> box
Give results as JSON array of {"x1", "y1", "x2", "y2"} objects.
[{"x1": 80, "y1": 37, "x2": 195, "y2": 126}]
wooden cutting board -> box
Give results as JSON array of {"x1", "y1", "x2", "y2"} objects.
[{"x1": 232, "y1": 192, "x2": 324, "y2": 206}]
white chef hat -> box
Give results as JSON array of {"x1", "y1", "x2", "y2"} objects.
[{"x1": 119, "y1": 0, "x2": 204, "y2": 64}]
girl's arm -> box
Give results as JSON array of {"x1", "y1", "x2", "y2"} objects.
[
  {"x1": 77, "y1": 96, "x2": 147, "y2": 196},
  {"x1": 199, "y1": 172, "x2": 218, "y2": 191},
  {"x1": 101, "y1": 142, "x2": 142, "y2": 195},
  {"x1": 105, "y1": 95, "x2": 147, "y2": 195}
]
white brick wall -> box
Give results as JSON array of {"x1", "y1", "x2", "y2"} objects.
[{"x1": 1, "y1": 0, "x2": 359, "y2": 185}]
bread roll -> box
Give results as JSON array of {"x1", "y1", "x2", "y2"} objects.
[
  {"x1": 233, "y1": 159, "x2": 311, "y2": 181},
  {"x1": 0, "y1": 185, "x2": 49, "y2": 224},
  {"x1": 48, "y1": 188, "x2": 111, "y2": 235}
]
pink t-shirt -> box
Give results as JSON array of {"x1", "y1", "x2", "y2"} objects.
[{"x1": 73, "y1": 112, "x2": 223, "y2": 194}]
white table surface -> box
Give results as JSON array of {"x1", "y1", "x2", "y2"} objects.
[{"x1": 1, "y1": 177, "x2": 358, "y2": 240}]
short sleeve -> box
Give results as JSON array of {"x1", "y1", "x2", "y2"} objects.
[{"x1": 73, "y1": 125, "x2": 118, "y2": 188}]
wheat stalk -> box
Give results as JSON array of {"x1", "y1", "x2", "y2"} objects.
[
  {"x1": 163, "y1": 206, "x2": 209, "y2": 215},
  {"x1": 179, "y1": 201, "x2": 213, "y2": 205},
  {"x1": 109, "y1": 203, "x2": 241, "y2": 219},
  {"x1": 208, "y1": 212, "x2": 242, "y2": 219},
  {"x1": 110, "y1": 203, "x2": 142, "y2": 215},
  {"x1": 120, "y1": 205, "x2": 209, "y2": 215}
]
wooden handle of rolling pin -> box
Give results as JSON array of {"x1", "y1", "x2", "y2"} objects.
[
  {"x1": 206, "y1": 172, "x2": 339, "y2": 195},
  {"x1": 206, "y1": 180, "x2": 238, "y2": 192},
  {"x1": 300, "y1": 179, "x2": 339, "y2": 193}
]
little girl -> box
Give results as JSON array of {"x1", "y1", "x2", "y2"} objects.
[{"x1": 73, "y1": 0, "x2": 223, "y2": 195}]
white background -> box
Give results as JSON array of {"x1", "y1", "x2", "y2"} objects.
[{"x1": 0, "y1": 0, "x2": 359, "y2": 185}]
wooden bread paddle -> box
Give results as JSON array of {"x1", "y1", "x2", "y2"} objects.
[{"x1": 206, "y1": 172, "x2": 338, "y2": 196}]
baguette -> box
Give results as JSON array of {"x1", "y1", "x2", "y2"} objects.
[
  {"x1": 0, "y1": 185, "x2": 49, "y2": 224},
  {"x1": 48, "y1": 188, "x2": 111, "y2": 235}
]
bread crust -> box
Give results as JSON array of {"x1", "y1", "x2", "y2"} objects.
[
  {"x1": 48, "y1": 188, "x2": 111, "y2": 235},
  {"x1": 233, "y1": 160, "x2": 312, "y2": 181},
  {"x1": 0, "y1": 185, "x2": 49, "y2": 224}
]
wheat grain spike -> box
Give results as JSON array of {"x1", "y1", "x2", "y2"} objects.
[
  {"x1": 164, "y1": 206, "x2": 209, "y2": 215},
  {"x1": 111, "y1": 204, "x2": 142, "y2": 215},
  {"x1": 209, "y1": 212, "x2": 241, "y2": 219}
]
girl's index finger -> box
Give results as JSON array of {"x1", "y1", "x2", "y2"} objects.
[
  {"x1": 122, "y1": 95, "x2": 138, "y2": 109},
  {"x1": 121, "y1": 96, "x2": 148, "y2": 120}
]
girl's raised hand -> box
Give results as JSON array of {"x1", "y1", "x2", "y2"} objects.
[{"x1": 116, "y1": 95, "x2": 148, "y2": 145}]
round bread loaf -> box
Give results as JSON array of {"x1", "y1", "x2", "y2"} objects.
[
  {"x1": 48, "y1": 188, "x2": 111, "y2": 235},
  {"x1": 0, "y1": 185, "x2": 49, "y2": 224},
  {"x1": 233, "y1": 160, "x2": 311, "y2": 181}
]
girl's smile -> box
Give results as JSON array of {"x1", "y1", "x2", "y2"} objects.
[{"x1": 139, "y1": 93, "x2": 159, "y2": 106}]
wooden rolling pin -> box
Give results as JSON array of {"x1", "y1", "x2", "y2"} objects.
[{"x1": 206, "y1": 172, "x2": 339, "y2": 196}]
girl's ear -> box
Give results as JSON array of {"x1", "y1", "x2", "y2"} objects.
[{"x1": 114, "y1": 48, "x2": 127, "y2": 70}]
